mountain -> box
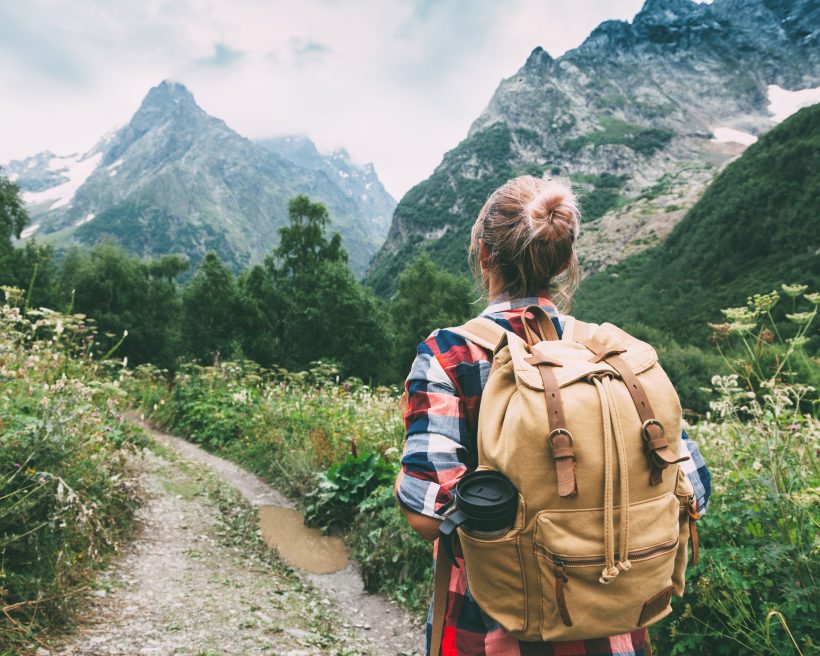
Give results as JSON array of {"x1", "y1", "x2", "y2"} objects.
[
  {"x1": 366, "y1": 0, "x2": 820, "y2": 296},
  {"x1": 4, "y1": 81, "x2": 396, "y2": 275},
  {"x1": 575, "y1": 102, "x2": 820, "y2": 345},
  {"x1": 256, "y1": 136, "x2": 394, "y2": 240}
]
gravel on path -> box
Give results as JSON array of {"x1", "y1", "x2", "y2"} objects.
[{"x1": 46, "y1": 418, "x2": 423, "y2": 656}]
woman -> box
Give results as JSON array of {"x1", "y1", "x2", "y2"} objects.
[{"x1": 395, "y1": 175, "x2": 711, "y2": 656}]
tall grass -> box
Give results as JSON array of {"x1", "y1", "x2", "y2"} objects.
[{"x1": 0, "y1": 287, "x2": 144, "y2": 653}]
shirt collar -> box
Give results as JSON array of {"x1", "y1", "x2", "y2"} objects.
[{"x1": 480, "y1": 292, "x2": 559, "y2": 318}]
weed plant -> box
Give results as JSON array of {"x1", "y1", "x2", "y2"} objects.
[{"x1": 0, "y1": 287, "x2": 143, "y2": 652}]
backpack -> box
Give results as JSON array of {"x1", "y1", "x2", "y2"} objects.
[{"x1": 429, "y1": 306, "x2": 700, "y2": 651}]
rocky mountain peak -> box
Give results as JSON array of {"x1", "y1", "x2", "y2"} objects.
[
  {"x1": 131, "y1": 80, "x2": 204, "y2": 128},
  {"x1": 103, "y1": 81, "x2": 211, "y2": 165},
  {"x1": 636, "y1": 0, "x2": 699, "y2": 21},
  {"x1": 524, "y1": 46, "x2": 554, "y2": 72}
]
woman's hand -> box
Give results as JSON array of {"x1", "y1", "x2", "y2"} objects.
[{"x1": 400, "y1": 505, "x2": 443, "y2": 541}]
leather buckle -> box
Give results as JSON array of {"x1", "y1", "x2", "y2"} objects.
[
  {"x1": 641, "y1": 418, "x2": 665, "y2": 442},
  {"x1": 549, "y1": 428, "x2": 574, "y2": 450}
]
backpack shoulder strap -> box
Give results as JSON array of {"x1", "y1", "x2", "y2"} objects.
[
  {"x1": 563, "y1": 317, "x2": 598, "y2": 342},
  {"x1": 447, "y1": 317, "x2": 508, "y2": 351}
]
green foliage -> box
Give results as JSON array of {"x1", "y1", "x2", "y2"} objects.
[
  {"x1": 239, "y1": 195, "x2": 395, "y2": 382},
  {"x1": 571, "y1": 172, "x2": 629, "y2": 222},
  {"x1": 351, "y1": 484, "x2": 432, "y2": 613},
  {"x1": 577, "y1": 104, "x2": 820, "y2": 347},
  {"x1": 305, "y1": 452, "x2": 395, "y2": 532},
  {"x1": 391, "y1": 252, "x2": 476, "y2": 371},
  {"x1": 0, "y1": 288, "x2": 143, "y2": 651},
  {"x1": 275, "y1": 194, "x2": 346, "y2": 275},
  {"x1": 60, "y1": 241, "x2": 187, "y2": 370},
  {"x1": 0, "y1": 170, "x2": 28, "y2": 254},
  {"x1": 564, "y1": 117, "x2": 674, "y2": 155},
  {"x1": 75, "y1": 201, "x2": 239, "y2": 273},
  {"x1": 653, "y1": 288, "x2": 819, "y2": 655},
  {"x1": 182, "y1": 252, "x2": 242, "y2": 363}
]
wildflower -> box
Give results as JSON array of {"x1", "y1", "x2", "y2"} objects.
[
  {"x1": 721, "y1": 306, "x2": 756, "y2": 322},
  {"x1": 787, "y1": 336, "x2": 809, "y2": 349},
  {"x1": 804, "y1": 292, "x2": 820, "y2": 305},
  {"x1": 752, "y1": 461, "x2": 763, "y2": 472},
  {"x1": 747, "y1": 291, "x2": 779, "y2": 313},
  {"x1": 54, "y1": 319, "x2": 64, "y2": 335},
  {"x1": 14, "y1": 463, "x2": 21, "y2": 468},
  {"x1": 728, "y1": 322, "x2": 756, "y2": 335},
  {"x1": 786, "y1": 312, "x2": 814, "y2": 325},
  {"x1": 781, "y1": 283, "x2": 808, "y2": 298},
  {"x1": 708, "y1": 322, "x2": 732, "y2": 337}
]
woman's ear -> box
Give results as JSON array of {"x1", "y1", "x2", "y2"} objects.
[{"x1": 479, "y1": 239, "x2": 491, "y2": 267}]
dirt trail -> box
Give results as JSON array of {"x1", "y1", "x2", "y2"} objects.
[{"x1": 47, "y1": 419, "x2": 422, "y2": 656}]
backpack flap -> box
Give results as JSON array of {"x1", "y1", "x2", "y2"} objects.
[{"x1": 509, "y1": 324, "x2": 659, "y2": 391}]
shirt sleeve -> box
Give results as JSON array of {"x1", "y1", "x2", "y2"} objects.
[
  {"x1": 395, "y1": 333, "x2": 470, "y2": 519},
  {"x1": 679, "y1": 429, "x2": 711, "y2": 515}
]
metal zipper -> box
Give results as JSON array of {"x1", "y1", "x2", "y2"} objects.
[{"x1": 546, "y1": 538, "x2": 678, "y2": 567}]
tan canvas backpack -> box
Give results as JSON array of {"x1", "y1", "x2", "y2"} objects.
[{"x1": 429, "y1": 306, "x2": 700, "y2": 652}]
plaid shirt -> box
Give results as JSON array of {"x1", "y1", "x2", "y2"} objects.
[{"x1": 397, "y1": 296, "x2": 712, "y2": 656}]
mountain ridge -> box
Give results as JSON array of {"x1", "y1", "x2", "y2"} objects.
[
  {"x1": 5, "y1": 80, "x2": 396, "y2": 276},
  {"x1": 366, "y1": 0, "x2": 820, "y2": 295}
]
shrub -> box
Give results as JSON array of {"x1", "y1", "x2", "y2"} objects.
[
  {"x1": 654, "y1": 286, "x2": 819, "y2": 655},
  {"x1": 0, "y1": 287, "x2": 143, "y2": 651},
  {"x1": 305, "y1": 452, "x2": 395, "y2": 532}
]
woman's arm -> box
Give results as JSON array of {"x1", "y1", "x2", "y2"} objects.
[
  {"x1": 395, "y1": 331, "x2": 471, "y2": 541},
  {"x1": 680, "y1": 429, "x2": 712, "y2": 514}
]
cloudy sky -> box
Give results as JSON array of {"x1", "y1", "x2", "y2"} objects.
[{"x1": 0, "y1": 0, "x2": 663, "y2": 198}]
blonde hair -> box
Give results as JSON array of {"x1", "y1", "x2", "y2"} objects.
[{"x1": 469, "y1": 175, "x2": 581, "y2": 311}]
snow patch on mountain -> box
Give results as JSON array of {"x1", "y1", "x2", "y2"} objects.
[
  {"x1": 22, "y1": 152, "x2": 102, "y2": 210},
  {"x1": 768, "y1": 85, "x2": 820, "y2": 123},
  {"x1": 20, "y1": 223, "x2": 40, "y2": 239},
  {"x1": 75, "y1": 212, "x2": 96, "y2": 227},
  {"x1": 711, "y1": 127, "x2": 758, "y2": 145}
]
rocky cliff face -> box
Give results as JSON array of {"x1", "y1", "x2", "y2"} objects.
[
  {"x1": 6, "y1": 82, "x2": 395, "y2": 275},
  {"x1": 366, "y1": 0, "x2": 820, "y2": 296}
]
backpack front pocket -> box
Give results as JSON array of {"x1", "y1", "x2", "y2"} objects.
[
  {"x1": 533, "y1": 492, "x2": 680, "y2": 641},
  {"x1": 457, "y1": 494, "x2": 528, "y2": 634}
]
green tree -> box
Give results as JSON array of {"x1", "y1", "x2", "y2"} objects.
[
  {"x1": 275, "y1": 194, "x2": 346, "y2": 276},
  {"x1": 391, "y1": 252, "x2": 475, "y2": 372},
  {"x1": 182, "y1": 252, "x2": 242, "y2": 363},
  {"x1": 0, "y1": 170, "x2": 28, "y2": 258},
  {"x1": 245, "y1": 194, "x2": 394, "y2": 381},
  {"x1": 60, "y1": 241, "x2": 186, "y2": 368}
]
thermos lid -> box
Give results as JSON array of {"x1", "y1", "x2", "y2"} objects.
[{"x1": 455, "y1": 470, "x2": 517, "y2": 520}]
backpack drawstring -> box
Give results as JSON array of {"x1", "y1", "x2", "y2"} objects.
[
  {"x1": 593, "y1": 376, "x2": 620, "y2": 584},
  {"x1": 605, "y1": 376, "x2": 632, "y2": 573},
  {"x1": 594, "y1": 375, "x2": 632, "y2": 584}
]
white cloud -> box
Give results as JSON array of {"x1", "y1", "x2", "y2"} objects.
[{"x1": 0, "y1": 0, "x2": 651, "y2": 198}]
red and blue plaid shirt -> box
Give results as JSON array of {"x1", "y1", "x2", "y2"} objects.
[{"x1": 397, "y1": 295, "x2": 712, "y2": 656}]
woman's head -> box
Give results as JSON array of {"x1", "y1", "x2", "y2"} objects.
[{"x1": 469, "y1": 174, "x2": 581, "y2": 310}]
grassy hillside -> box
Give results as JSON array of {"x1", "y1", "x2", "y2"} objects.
[{"x1": 575, "y1": 103, "x2": 820, "y2": 344}]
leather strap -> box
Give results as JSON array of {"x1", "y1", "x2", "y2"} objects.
[
  {"x1": 448, "y1": 317, "x2": 507, "y2": 352},
  {"x1": 522, "y1": 304, "x2": 559, "y2": 344},
  {"x1": 533, "y1": 358, "x2": 578, "y2": 498},
  {"x1": 585, "y1": 347, "x2": 689, "y2": 484},
  {"x1": 429, "y1": 550, "x2": 452, "y2": 656},
  {"x1": 554, "y1": 561, "x2": 573, "y2": 626},
  {"x1": 688, "y1": 497, "x2": 700, "y2": 566}
]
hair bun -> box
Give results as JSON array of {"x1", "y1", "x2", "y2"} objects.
[{"x1": 526, "y1": 181, "x2": 578, "y2": 242}]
